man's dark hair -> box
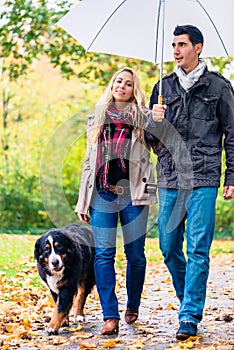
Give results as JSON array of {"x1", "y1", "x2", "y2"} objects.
[{"x1": 173, "y1": 25, "x2": 204, "y2": 46}]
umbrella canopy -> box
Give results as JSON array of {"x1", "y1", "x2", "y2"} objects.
[{"x1": 57, "y1": 0, "x2": 234, "y2": 64}]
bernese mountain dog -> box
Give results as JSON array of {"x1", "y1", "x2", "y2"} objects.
[{"x1": 34, "y1": 223, "x2": 95, "y2": 335}]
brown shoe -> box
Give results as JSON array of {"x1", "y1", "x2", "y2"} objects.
[
  {"x1": 101, "y1": 319, "x2": 119, "y2": 335},
  {"x1": 125, "y1": 309, "x2": 138, "y2": 324}
]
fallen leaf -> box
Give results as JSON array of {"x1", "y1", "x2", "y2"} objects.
[
  {"x1": 69, "y1": 323, "x2": 82, "y2": 331},
  {"x1": 80, "y1": 343, "x2": 97, "y2": 349},
  {"x1": 223, "y1": 314, "x2": 233, "y2": 322},
  {"x1": 180, "y1": 341, "x2": 194, "y2": 349},
  {"x1": 103, "y1": 339, "x2": 117, "y2": 348}
]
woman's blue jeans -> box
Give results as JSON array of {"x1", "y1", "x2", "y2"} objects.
[
  {"x1": 90, "y1": 190, "x2": 149, "y2": 320},
  {"x1": 158, "y1": 187, "x2": 218, "y2": 325}
]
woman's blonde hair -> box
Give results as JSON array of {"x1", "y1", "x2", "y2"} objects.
[{"x1": 89, "y1": 67, "x2": 147, "y2": 144}]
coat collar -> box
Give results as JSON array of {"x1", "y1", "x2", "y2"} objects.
[{"x1": 172, "y1": 67, "x2": 211, "y2": 89}]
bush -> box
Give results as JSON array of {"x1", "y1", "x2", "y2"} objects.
[{"x1": 215, "y1": 189, "x2": 234, "y2": 238}]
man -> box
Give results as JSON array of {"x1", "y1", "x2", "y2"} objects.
[{"x1": 146, "y1": 25, "x2": 234, "y2": 340}]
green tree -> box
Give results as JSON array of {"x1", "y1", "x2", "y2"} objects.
[
  {"x1": 0, "y1": 0, "x2": 233, "y2": 233},
  {"x1": 0, "y1": 0, "x2": 157, "y2": 152},
  {"x1": 0, "y1": 0, "x2": 69, "y2": 152}
]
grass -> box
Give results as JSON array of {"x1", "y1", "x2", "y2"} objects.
[
  {"x1": 0, "y1": 234, "x2": 36, "y2": 265},
  {"x1": 0, "y1": 234, "x2": 233, "y2": 277},
  {"x1": 210, "y1": 239, "x2": 234, "y2": 254},
  {"x1": 0, "y1": 234, "x2": 37, "y2": 278}
]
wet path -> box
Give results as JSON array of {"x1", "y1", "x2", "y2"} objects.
[{"x1": 27, "y1": 253, "x2": 233, "y2": 350}]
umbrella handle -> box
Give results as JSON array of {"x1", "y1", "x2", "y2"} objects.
[
  {"x1": 158, "y1": 95, "x2": 163, "y2": 105},
  {"x1": 157, "y1": 95, "x2": 163, "y2": 122}
]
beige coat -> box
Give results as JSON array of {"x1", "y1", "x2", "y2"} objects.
[{"x1": 75, "y1": 118, "x2": 157, "y2": 215}]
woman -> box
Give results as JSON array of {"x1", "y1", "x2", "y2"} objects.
[{"x1": 75, "y1": 67, "x2": 157, "y2": 335}]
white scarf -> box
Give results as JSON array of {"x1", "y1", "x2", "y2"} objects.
[{"x1": 174, "y1": 59, "x2": 207, "y2": 91}]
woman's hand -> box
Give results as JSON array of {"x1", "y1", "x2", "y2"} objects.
[
  {"x1": 152, "y1": 103, "x2": 167, "y2": 122},
  {"x1": 78, "y1": 213, "x2": 90, "y2": 224}
]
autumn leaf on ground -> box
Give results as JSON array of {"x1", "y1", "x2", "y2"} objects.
[
  {"x1": 80, "y1": 343, "x2": 97, "y2": 349},
  {"x1": 0, "y1": 236, "x2": 233, "y2": 349},
  {"x1": 223, "y1": 314, "x2": 233, "y2": 322},
  {"x1": 102, "y1": 339, "x2": 117, "y2": 348}
]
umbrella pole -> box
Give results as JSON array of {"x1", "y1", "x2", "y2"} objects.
[{"x1": 158, "y1": 0, "x2": 165, "y2": 106}]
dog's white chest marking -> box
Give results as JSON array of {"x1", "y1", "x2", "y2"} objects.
[
  {"x1": 46, "y1": 235, "x2": 64, "y2": 294},
  {"x1": 46, "y1": 272, "x2": 63, "y2": 294}
]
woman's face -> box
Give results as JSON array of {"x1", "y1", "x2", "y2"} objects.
[{"x1": 112, "y1": 71, "x2": 134, "y2": 103}]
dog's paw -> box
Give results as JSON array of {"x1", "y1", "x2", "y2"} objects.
[
  {"x1": 47, "y1": 327, "x2": 59, "y2": 335},
  {"x1": 76, "y1": 315, "x2": 85, "y2": 322}
]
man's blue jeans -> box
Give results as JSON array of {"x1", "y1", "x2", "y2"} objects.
[
  {"x1": 90, "y1": 190, "x2": 149, "y2": 320},
  {"x1": 158, "y1": 187, "x2": 218, "y2": 325}
]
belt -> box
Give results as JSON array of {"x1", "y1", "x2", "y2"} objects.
[{"x1": 108, "y1": 184, "x2": 130, "y2": 195}]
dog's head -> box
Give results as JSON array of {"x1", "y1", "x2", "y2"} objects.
[{"x1": 34, "y1": 231, "x2": 75, "y2": 274}]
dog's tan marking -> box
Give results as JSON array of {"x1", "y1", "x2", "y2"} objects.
[
  {"x1": 61, "y1": 253, "x2": 67, "y2": 260},
  {"x1": 48, "y1": 300, "x2": 67, "y2": 334},
  {"x1": 57, "y1": 278, "x2": 68, "y2": 289},
  {"x1": 73, "y1": 281, "x2": 86, "y2": 320}
]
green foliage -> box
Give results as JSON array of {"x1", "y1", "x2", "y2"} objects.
[
  {"x1": 0, "y1": 0, "x2": 72, "y2": 79},
  {"x1": 0, "y1": 57, "x2": 233, "y2": 236},
  {"x1": 0, "y1": 58, "x2": 95, "y2": 231},
  {"x1": 0, "y1": 1, "x2": 233, "y2": 235},
  {"x1": 0, "y1": 0, "x2": 160, "y2": 86},
  {"x1": 216, "y1": 191, "x2": 234, "y2": 239}
]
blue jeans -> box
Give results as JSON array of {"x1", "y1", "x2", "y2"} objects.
[
  {"x1": 90, "y1": 190, "x2": 149, "y2": 320},
  {"x1": 158, "y1": 187, "x2": 218, "y2": 325}
]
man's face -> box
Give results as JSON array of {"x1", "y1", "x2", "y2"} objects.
[{"x1": 172, "y1": 34, "x2": 202, "y2": 73}]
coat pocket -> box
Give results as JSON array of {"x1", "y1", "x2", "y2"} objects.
[
  {"x1": 191, "y1": 145, "x2": 221, "y2": 174},
  {"x1": 193, "y1": 95, "x2": 219, "y2": 120}
]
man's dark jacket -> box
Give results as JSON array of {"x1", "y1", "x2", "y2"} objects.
[{"x1": 146, "y1": 68, "x2": 234, "y2": 189}]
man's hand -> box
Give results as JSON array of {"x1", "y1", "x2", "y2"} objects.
[
  {"x1": 152, "y1": 103, "x2": 167, "y2": 122},
  {"x1": 223, "y1": 185, "x2": 234, "y2": 200},
  {"x1": 78, "y1": 213, "x2": 90, "y2": 223}
]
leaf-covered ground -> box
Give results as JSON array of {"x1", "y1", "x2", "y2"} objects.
[{"x1": 0, "y1": 235, "x2": 233, "y2": 349}]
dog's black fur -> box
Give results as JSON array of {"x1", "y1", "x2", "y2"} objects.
[{"x1": 34, "y1": 223, "x2": 95, "y2": 335}]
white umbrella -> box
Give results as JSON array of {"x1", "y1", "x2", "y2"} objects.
[{"x1": 57, "y1": 0, "x2": 234, "y2": 101}]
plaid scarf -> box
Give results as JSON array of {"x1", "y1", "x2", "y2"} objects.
[{"x1": 96, "y1": 104, "x2": 134, "y2": 190}]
